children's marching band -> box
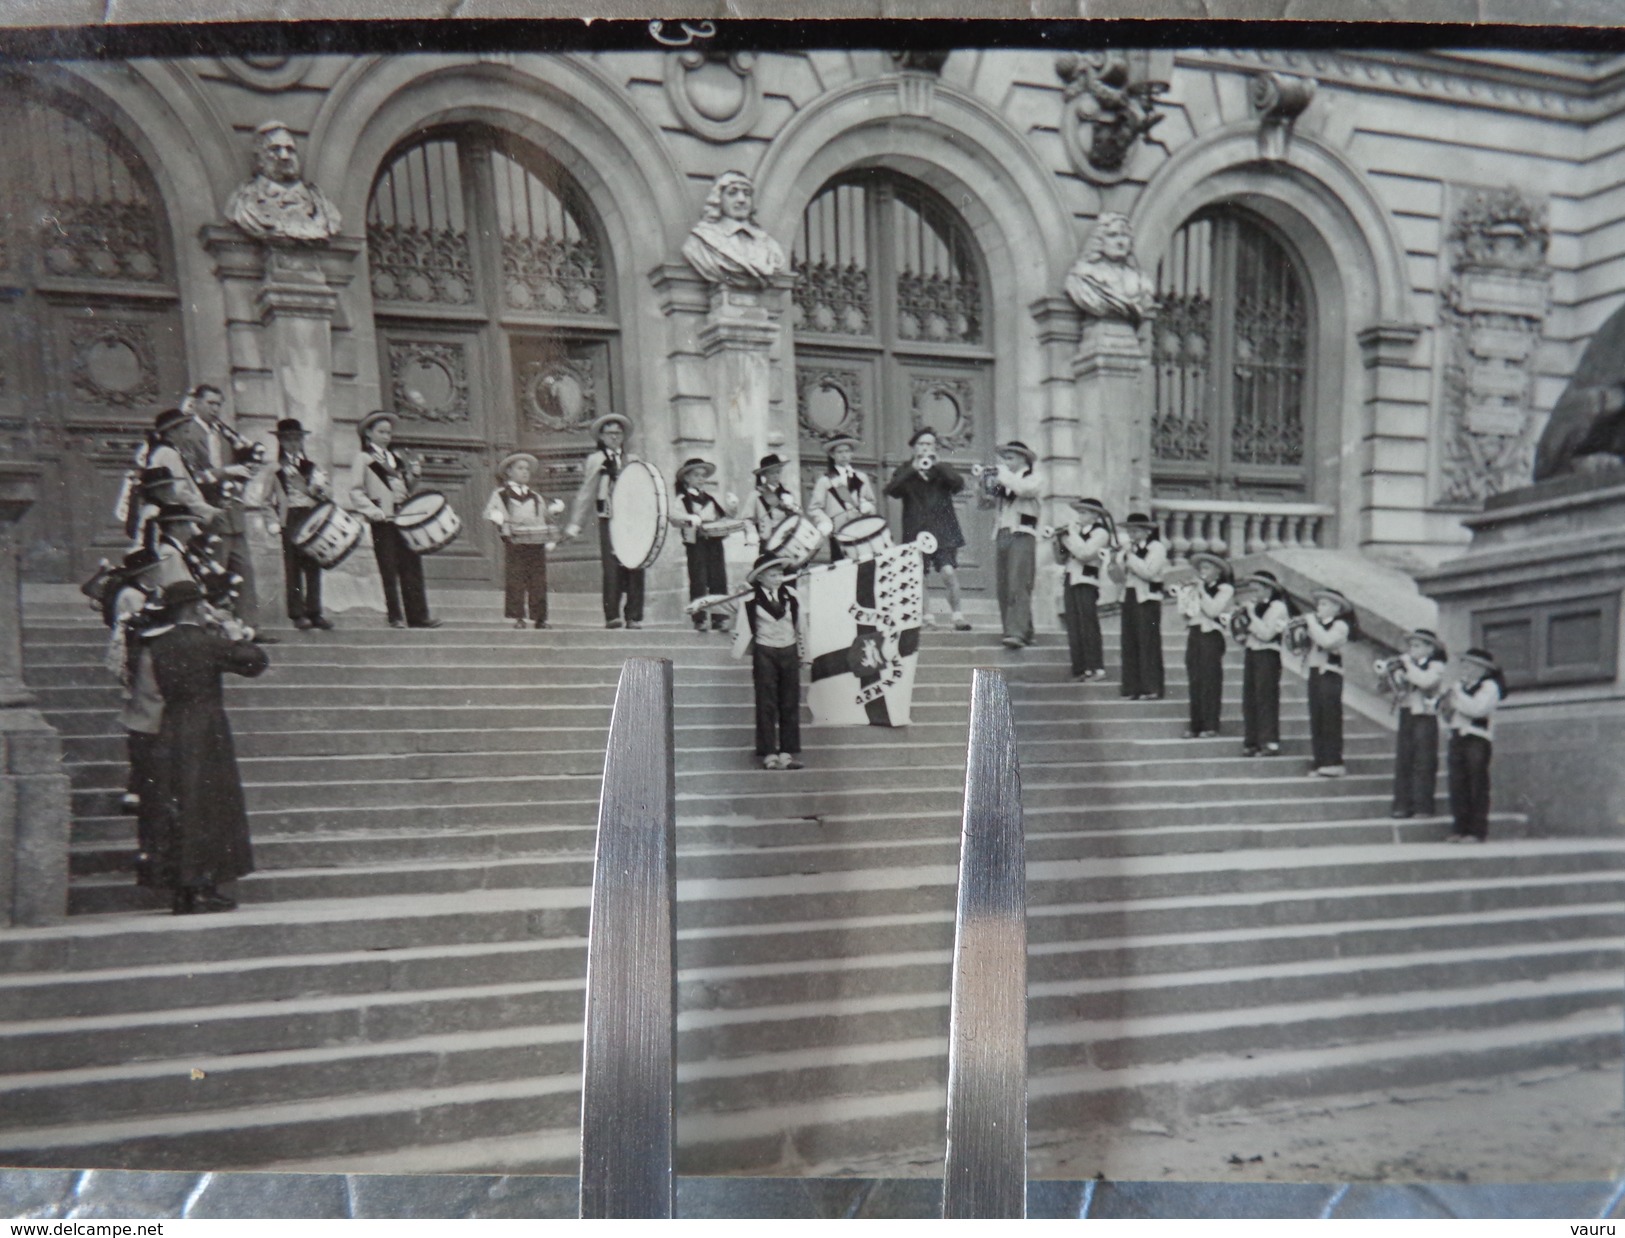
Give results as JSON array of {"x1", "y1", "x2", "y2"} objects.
[{"x1": 83, "y1": 392, "x2": 1509, "y2": 914}]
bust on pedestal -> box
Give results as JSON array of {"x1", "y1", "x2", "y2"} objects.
[{"x1": 1066, "y1": 213, "x2": 1155, "y2": 517}]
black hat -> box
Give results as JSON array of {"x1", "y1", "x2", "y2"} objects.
[
  {"x1": 153, "y1": 408, "x2": 188, "y2": 434},
  {"x1": 998, "y1": 440, "x2": 1036, "y2": 466},
  {"x1": 907, "y1": 427, "x2": 940, "y2": 448},
  {"x1": 1406, "y1": 627, "x2": 1448, "y2": 659},
  {"x1": 1123, "y1": 512, "x2": 1157, "y2": 531},
  {"x1": 158, "y1": 579, "x2": 204, "y2": 610},
  {"x1": 747, "y1": 553, "x2": 790, "y2": 584},
  {"x1": 120, "y1": 546, "x2": 160, "y2": 573},
  {"x1": 357, "y1": 410, "x2": 394, "y2": 440},
  {"x1": 276, "y1": 418, "x2": 309, "y2": 437},
  {"x1": 1069, "y1": 497, "x2": 1108, "y2": 514},
  {"x1": 1312, "y1": 587, "x2": 1354, "y2": 614},
  {"x1": 1245, "y1": 569, "x2": 1281, "y2": 588},
  {"x1": 754, "y1": 454, "x2": 787, "y2": 477},
  {"x1": 154, "y1": 504, "x2": 198, "y2": 525},
  {"x1": 138, "y1": 466, "x2": 176, "y2": 494},
  {"x1": 1188, "y1": 550, "x2": 1233, "y2": 581},
  {"x1": 1461, "y1": 646, "x2": 1499, "y2": 672},
  {"x1": 677, "y1": 457, "x2": 716, "y2": 482}
]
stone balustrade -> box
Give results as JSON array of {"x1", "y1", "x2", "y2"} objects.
[{"x1": 1150, "y1": 498, "x2": 1334, "y2": 563}]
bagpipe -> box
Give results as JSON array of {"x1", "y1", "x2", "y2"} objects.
[{"x1": 200, "y1": 412, "x2": 270, "y2": 504}]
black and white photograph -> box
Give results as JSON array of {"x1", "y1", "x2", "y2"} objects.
[{"x1": 0, "y1": 24, "x2": 1622, "y2": 1199}]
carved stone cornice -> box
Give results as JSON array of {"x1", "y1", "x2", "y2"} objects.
[{"x1": 1178, "y1": 49, "x2": 1625, "y2": 123}]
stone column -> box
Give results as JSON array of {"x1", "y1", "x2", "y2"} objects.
[
  {"x1": 0, "y1": 462, "x2": 71, "y2": 926},
  {"x1": 204, "y1": 228, "x2": 382, "y2": 618},
  {"x1": 697, "y1": 276, "x2": 796, "y2": 567},
  {"x1": 1357, "y1": 322, "x2": 1429, "y2": 556},
  {"x1": 1072, "y1": 317, "x2": 1153, "y2": 518}
]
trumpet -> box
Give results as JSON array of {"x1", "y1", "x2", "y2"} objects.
[
  {"x1": 1283, "y1": 615, "x2": 1312, "y2": 657},
  {"x1": 1175, "y1": 580, "x2": 1203, "y2": 620},
  {"x1": 1374, "y1": 656, "x2": 1410, "y2": 699},
  {"x1": 912, "y1": 450, "x2": 939, "y2": 474},
  {"x1": 1228, "y1": 608, "x2": 1252, "y2": 642}
]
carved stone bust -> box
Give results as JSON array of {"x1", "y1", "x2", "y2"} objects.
[
  {"x1": 227, "y1": 121, "x2": 343, "y2": 243},
  {"x1": 682, "y1": 170, "x2": 788, "y2": 289},
  {"x1": 1065, "y1": 213, "x2": 1156, "y2": 329}
]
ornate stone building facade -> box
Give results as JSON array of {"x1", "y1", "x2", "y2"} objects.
[{"x1": 1, "y1": 46, "x2": 1613, "y2": 605}]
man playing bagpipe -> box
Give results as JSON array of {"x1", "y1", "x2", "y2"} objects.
[{"x1": 180, "y1": 383, "x2": 268, "y2": 634}]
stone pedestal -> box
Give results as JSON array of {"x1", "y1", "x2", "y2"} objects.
[
  {"x1": 204, "y1": 228, "x2": 383, "y2": 619},
  {"x1": 1072, "y1": 317, "x2": 1152, "y2": 517},
  {"x1": 0, "y1": 462, "x2": 71, "y2": 926},
  {"x1": 697, "y1": 276, "x2": 795, "y2": 569},
  {"x1": 1415, "y1": 473, "x2": 1625, "y2": 835}
]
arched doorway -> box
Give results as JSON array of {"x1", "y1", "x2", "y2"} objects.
[
  {"x1": 365, "y1": 125, "x2": 621, "y2": 587},
  {"x1": 1150, "y1": 207, "x2": 1314, "y2": 503},
  {"x1": 0, "y1": 78, "x2": 190, "y2": 581},
  {"x1": 790, "y1": 170, "x2": 994, "y2": 591}
]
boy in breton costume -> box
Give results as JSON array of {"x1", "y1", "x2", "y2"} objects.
[
  {"x1": 1303, "y1": 587, "x2": 1356, "y2": 778},
  {"x1": 483, "y1": 451, "x2": 562, "y2": 630},
  {"x1": 990, "y1": 440, "x2": 1044, "y2": 650},
  {"x1": 807, "y1": 435, "x2": 876, "y2": 559},
  {"x1": 733, "y1": 553, "x2": 805, "y2": 771},
  {"x1": 1181, "y1": 550, "x2": 1234, "y2": 739},
  {"x1": 673, "y1": 457, "x2": 737, "y2": 635},
  {"x1": 1056, "y1": 497, "x2": 1113, "y2": 681},
  {"x1": 1390, "y1": 627, "x2": 1448, "y2": 819},
  {"x1": 1443, "y1": 647, "x2": 1506, "y2": 843},
  {"x1": 744, "y1": 453, "x2": 802, "y2": 546},
  {"x1": 1239, "y1": 570, "x2": 1294, "y2": 757},
  {"x1": 244, "y1": 418, "x2": 334, "y2": 631},
  {"x1": 1117, "y1": 512, "x2": 1168, "y2": 700}
]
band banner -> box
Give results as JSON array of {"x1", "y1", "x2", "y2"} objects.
[{"x1": 805, "y1": 539, "x2": 925, "y2": 728}]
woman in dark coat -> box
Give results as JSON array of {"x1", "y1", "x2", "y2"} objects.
[{"x1": 142, "y1": 579, "x2": 270, "y2": 914}]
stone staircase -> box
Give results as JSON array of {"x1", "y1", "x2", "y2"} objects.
[{"x1": 1, "y1": 586, "x2": 1620, "y2": 1175}]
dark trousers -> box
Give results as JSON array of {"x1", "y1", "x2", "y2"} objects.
[
  {"x1": 221, "y1": 526, "x2": 259, "y2": 628},
  {"x1": 1120, "y1": 596, "x2": 1165, "y2": 698},
  {"x1": 598, "y1": 517, "x2": 645, "y2": 623},
  {"x1": 1242, "y1": 648, "x2": 1282, "y2": 750},
  {"x1": 753, "y1": 643, "x2": 801, "y2": 756},
  {"x1": 280, "y1": 522, "x2": 324, "y2": 621},
  {"x1": 1185, "y1": 627, "x2": 1225, "y2": 733},
  {"x1": 1393, "y1": 710, "x2": 1440, "y2": 816},
  {"x1": 1062, "y1": 581, "x2": 1104, "y2": 675},
  {"x1": 685, "y1": 539, "x2": 729, "y2": 629},
  {"x1": 1308, "y1": 668, "x2": 1344, "y2": 768},
  {"x1": 504, "y1": 542, "x2": 548, "y2": 623},
  {"x1": 995, "y1": 530, "x2": 1036, "y2": 643},
  {"x1": 371, "y1": 520, "x2": 430, "y2": 626},
  {"x1": 1448, "y1": 733, "x2": 1492, "y2": 838},
  {"x1": 127, "y1": 728, "x2": 159, "y2": 885}
]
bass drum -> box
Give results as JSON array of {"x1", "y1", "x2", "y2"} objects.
[
  {"x1": 833, "y1": 514, "x2": 893, "y2": 563},
  {"x1": 395, "y1": 491, "x2": 463, "y2": 555},
  {"x1": 608, "y1": 459, "x2": 669, "y2": 570},
  {"x1": 292, "y1": 502, "x2": 364, "y2": 569}
]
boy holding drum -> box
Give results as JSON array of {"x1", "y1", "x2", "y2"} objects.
[
  {"x1": 246, "y1": 418, "x2": 334, "y2": 632},
  {"x1": 484, "y1": 451, "x2": 562, "y2": 629}
]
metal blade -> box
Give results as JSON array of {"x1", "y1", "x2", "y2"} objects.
[
  {"x1": 942, "y1": 667, "x2": 1028, "y2": 1220},
  {"x1": 579, "y1": 657, "x2": 677, "y2": 1219}
]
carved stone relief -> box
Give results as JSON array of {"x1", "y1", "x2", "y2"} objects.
[
  {"x1": 664, "y1": 50, "x2": 763, "y2": 144},
  {"x1": 1055, "y1": 51, "x2": 1172, "y2": 185},
  {"x1": 910, "y1": 376, "x2": 974, "y2": 451},
  {"x1": 797, "y1": 368, "x2": 864, "y2": 442},
  {"x1": 387, "y1": 340, "x2": 471, "y2": 424},
  {"x1": 1437, "y1": 185, "x2": 1551, "y2": 506},
  {"x1": 518, "y1": 356, "x2": 598, "y2": 434},
  {"x1": 1249, "y1": 72, "x2": 1317, "y2": 160},
  {"x1": 368, "y1": 222, "x2": 475, "y2": 307},
  {"x1": 69, "y1": 321, "x2": 159, "y2": 408}
]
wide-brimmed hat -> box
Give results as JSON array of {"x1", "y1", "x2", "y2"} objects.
[
  {"x1": 1188, "y1": 551, "x2": 1233, "y2": 580},
  {"x1": 588, "y1": 413, "x2": 633, "y2": 441},
  {"x1": 754, "y1": 453, "x2": 787, "y2": 478},
  {"x1": 677, "y1": 457, "x2": 716, "y2": 483},
  {"x1": 1069, "y1": 497, "x2": 1108, "y2": 515},
  {"x1": 1312, "y1": 587, "x2": 1353, "y2": 613},
  {"x1": 1122, "y1": 512, "x2": 1157, "y2": 533},
  {"x1": 275, "y1": 418, "x2": 309, "y2": 438},
  {"x1": 1461, "y1": 646, "x2": 1499, "y2": 672},
  {"x1": 357, "y1": 410, "x2": 394, "y2": 441},
  {"x1": 153, "y1": 408, "x2": 188, "y2": 435},
  {"x1": 496, "y1": 451, "x2": 539, "y2": 480},
  {"x1": 1406, "y1": 627, "x2": 1448, "y2": 659},
  {"x1": 1245, "y1": 569, "x2": 1282, "y2": 589},
  {"x1": 747, "y1": 553, "x2": 791, "y2": 584},
  {"x1": 157, "y1": 579, "x2": 204, "y2": 610},
  {"x1": 822, "y1": 435, "x2": 860, "y2": 456},
  {"x1": 154, "y1": 504, "x2": 199, "y2": 525},
  {"x1": 138, "y1": 466, "x2": 176, "y2": 494},
  {"x1": 998, "y1": 440, "x2": 1036, "y2": 466},
  {"x1": 120, "y1": 546, "x2": 160, "y2": 573}
]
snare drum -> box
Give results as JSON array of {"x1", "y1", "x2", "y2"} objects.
[
  {"x1": 507, "y1": 524, "x2": 553, "y2": 546},
  {"x1": 766, "y1": 512, "x2": 826, "y2": 568},
  {"x1": 833, "y1": 514, "x2": 893, "y2": 563},
  {"x1": 291, "y1": 502, "x2": 363, "y2": 568},
  {"x1": 395, "y1": 491, "x2": 463, "y2": 555},
  {"x1": 607, "y1": 460, "x2": 669, "y2": 570}
]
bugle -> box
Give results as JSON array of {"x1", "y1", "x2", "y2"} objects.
[
  {"x1": 1373, "y1": 656, "x2": 1409, "y2": 697},
  {"x1": 1228, "y1": 609, "x2": 1252, "y2": 642},
  {"x1": 1283, "y1": 614, "x2": 1312, "y2": 657}
]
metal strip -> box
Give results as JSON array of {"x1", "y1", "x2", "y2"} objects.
[
  {"x1": 578, "y1": 657, "x2": 677, "y2": 1219},
  {"x1": 942, "y1": 667, "x2": 1028, "y2": 1220}
]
